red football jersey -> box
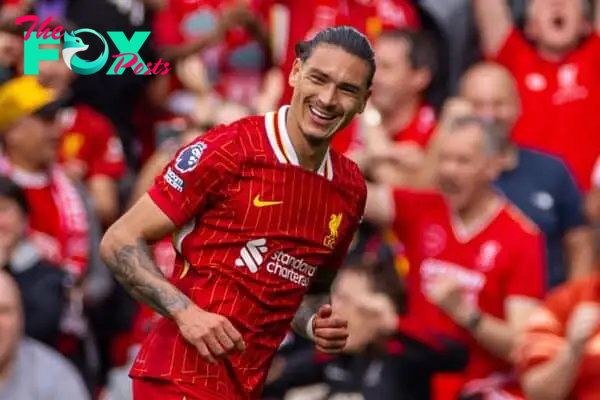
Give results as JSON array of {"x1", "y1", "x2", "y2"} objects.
[
  {"x1": 393, "y1": 103, "x2": 436, "y2": 148},
  {"x1": 130, "y1": 106, "x2": 367, "y2": 399},
  {"x1": 492, "y1": 28, "x2": 600, "y2": 191},
  {"x1": 391, "y1": 189, "x2": 545, "y2": 383},
  {"x1": 58, "y1": 105, "x2": 126, "y2": 181},
  {"x1": 274, "y1": 0, "x2": 420, "y2": 105}
]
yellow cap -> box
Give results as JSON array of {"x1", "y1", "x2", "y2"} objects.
[{"x1": 0, "y1": 76, "x2": 58, "y2": 131}]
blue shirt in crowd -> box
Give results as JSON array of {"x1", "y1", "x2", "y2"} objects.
[{"x1": 495, "y1": 148, "x2": 585, "y2": 290}]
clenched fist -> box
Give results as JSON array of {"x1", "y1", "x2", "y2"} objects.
[{"x1": 312, "y1": 304, "x2": 349, "y2": 354}]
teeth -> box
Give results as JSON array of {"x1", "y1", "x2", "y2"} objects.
[{"x1": 310, "y1": 106, "x2": 334, "y2": 120}]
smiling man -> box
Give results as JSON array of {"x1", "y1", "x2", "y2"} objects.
[
  {"x1": 100, "y1": 26, "x2": 372, "y2": 400},
  {"x1": 365, "y1": 115, "x2": 546, "y2": 398}
]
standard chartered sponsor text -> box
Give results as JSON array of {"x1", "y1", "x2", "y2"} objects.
[{"x1": 266, "y1": 250, "x2": 316, "y2": 287}]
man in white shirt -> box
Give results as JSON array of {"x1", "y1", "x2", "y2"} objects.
[{"x1": 0, "y1": 271, "x2": 89, "y2": 400}]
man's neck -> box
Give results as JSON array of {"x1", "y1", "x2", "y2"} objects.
[
  {"x1": 380, "y1": 98, "x2": 421, "y2": 137},
  {"x1": 285, "y1": 113, "x2": 329, "y2": 172},
  {"x1": 536, "y1": 44, "x2": 575, "y2": 62},
  {"x1": 455, "y1": 189, "x2": 500, "y2": 230}
]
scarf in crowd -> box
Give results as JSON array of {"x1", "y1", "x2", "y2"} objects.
[{"x1": 0, "y1": 154, "x2": 90, "y2": 278}]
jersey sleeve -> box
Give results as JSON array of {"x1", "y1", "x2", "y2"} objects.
[
  {"x1": 513, "y1": 284, "x2": 573, "y2": 375},
  {"x1": 506, "y1": 230, "x2": 546, "y2": 300},
  {"x1": 148, "y1": 127, "x2": 242, "y2": 227}
]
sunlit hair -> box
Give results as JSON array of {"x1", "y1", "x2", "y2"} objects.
[{"x1": 295, "y1": 25, "x2": 376, "y2": 88}]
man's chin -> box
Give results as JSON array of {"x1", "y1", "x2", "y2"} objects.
[{"x1": 302, "y1": 130, "x2": 332, "y2": 146}]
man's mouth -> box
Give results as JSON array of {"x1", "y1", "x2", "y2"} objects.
[
  {"x1": 438, "y1": 179, "x2": 461, "y2": 195},
  {"x1": 308, "y1": 105, "x2": 337, "y2": 122},
  {"x1": 552, "y1": 15, "x2": 565, "y2": 29}
]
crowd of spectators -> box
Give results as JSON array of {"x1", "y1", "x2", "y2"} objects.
[{"x1": 0, "y1": 0, "x2": 598, "y2": 399}]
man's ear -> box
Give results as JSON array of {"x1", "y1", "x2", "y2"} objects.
[{"x1": 288, "y1": 58, "x2": 302, "y2": 88}]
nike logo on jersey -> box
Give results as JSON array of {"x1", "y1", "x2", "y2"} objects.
[{"x1": 253, "y1": 195, "x2": 283, "y2": 208}]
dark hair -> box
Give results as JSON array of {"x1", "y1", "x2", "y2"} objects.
[
  {"x1": 0, "y1": 177, "x2": 28, "y2": 215},
  {"x1": 295, "y1": 25, "x2": 376, "y2": 87},
  {"x1": 379, "y1": 29, "x2": 439, "y2": 79},
  {"x1": 343, "y1": 258, "x2": 406, "y2": 315}
]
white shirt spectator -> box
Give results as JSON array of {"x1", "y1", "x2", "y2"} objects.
[{"x1": 0, "y1": 338, "x2": 90, "y2": 400}]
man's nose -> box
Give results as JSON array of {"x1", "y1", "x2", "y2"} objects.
[{"x1": 318, "y1": 83, "x2": 338, "y2": 106}]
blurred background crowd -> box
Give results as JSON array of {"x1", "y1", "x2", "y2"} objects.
[{"x1": 0, "y1": 0, "x2": 598, "y2": 399}]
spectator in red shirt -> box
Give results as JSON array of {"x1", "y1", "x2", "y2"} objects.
[
  {"x1": 30, "y1": 37, "x2": 127, "y2": 227},
  {"x1": 473, "y1": 0, "x2": 600, "y2": 192},
  {"x1": 353, "y1": 28, "x2": 438, "y2": 187},
  {"x1": 0, "y1": 76, "x2": 91, "y2": 279},
  {"x1": 365, "y1": 115, "x2": 546, "y2": 399}
]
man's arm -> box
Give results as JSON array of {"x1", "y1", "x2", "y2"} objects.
[
  {"x1": 364, "y1": 183, "x2": 395, "y2": 227},
  {"x1": 99, "y1": 195, "x2": 192, "y2": 318},
  {"x1": 517, "y1": 299, "x2": 600, "y2": 400},
  {"x1": 453, "y1": 297, "x2": 539, "y2": 360},
  {"x1": 88, "y1": 176, "x2": 120, "y2": 226},
  {"x1": 564, "y1": 227, "x2": 596, "y2": 279},
  {"x1": 556, "y1": 162, "x2": 596, "y2": 279},
  {"x1": 472, "y1": 0, "x2": 513, "y2": 56}
]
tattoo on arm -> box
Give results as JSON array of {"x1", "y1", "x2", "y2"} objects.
[
  {"x1": 290, "y1": 268, "x2": 337, "y2": 338},
  {"x1": 104, "y1": 238, "x2": 192, "y2": 318},
  {"x1": 290, "y1": 295, "x2": 329, "y2": 339}
]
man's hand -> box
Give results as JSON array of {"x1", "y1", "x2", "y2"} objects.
[
  {"x1": 312, "y1": 304, "x2": 349, "y2": 354},
  {"x1": 174, "y1": 305, "x2": 246, "y2": 364},
  {"x1": 424, "y1": 276, "x2": 471, "y2": 325},
  {"x1": 566, "y1": 302, "x2": 600, "y2": 356}
]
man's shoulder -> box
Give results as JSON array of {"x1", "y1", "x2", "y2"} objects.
[
  {"x1": 18, "y1": 338, "x2": 76, "y2": 372},
  {"x1": 500, "y1": 201, "x2": 541, "y2": 238},
  {"x1": 329, "y1": 151, "x2": 365, "y2": 187},
  {"x1": 519, "y1": 148, "x2": 570, "y2": 173},
  {"x1": 542, "y1": 275, "x2": 600, "y2": 320},
  {"x1": 329, "y1": 151, "x2": 367, "y2": 207},
  {"x1": 200, "y1": 115, "x2": 268, "y2": 155}
]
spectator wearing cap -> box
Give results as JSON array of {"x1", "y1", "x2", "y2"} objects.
[
  {"x1": 0, "y1": 75, "x2": 90, "y2": 280},
  {"x1": 0, "y1": 75, "x2": 106, "y2": 385},
  {"x1": 473, "y1": 0, "x2": 600, "y2": 193},
  {"x1": 0, "y1": 270, "x2": 89, "y2": 400},
  {"x1": 455, "y1": 62, "x2": 595, "y2": 290},
  {"x1": 6, "y1": 19, "x2": 128, "y2": 227}
]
